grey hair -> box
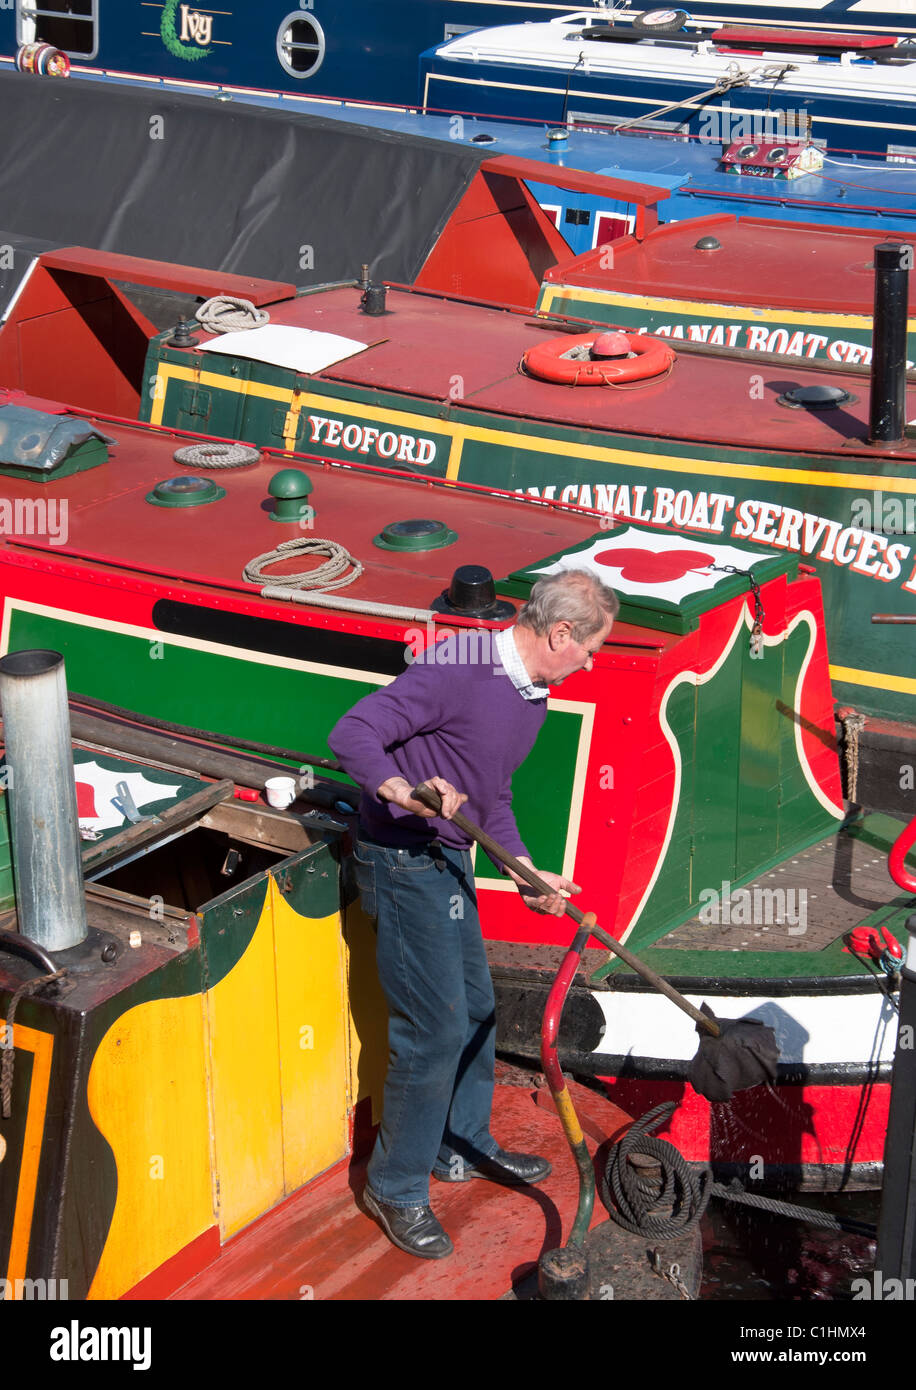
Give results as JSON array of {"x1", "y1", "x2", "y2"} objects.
[{"x1": 517, "y1": 567, "x2": 619, "y2": 641}]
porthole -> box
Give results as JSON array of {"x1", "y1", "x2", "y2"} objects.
[{"x1": 277, "y1": 12, "x2": 326, "y2": 79}]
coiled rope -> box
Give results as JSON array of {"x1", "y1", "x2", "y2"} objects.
[
  {"x1": 242, "y1": 537, "x2": 364, "y2": 592},
  {"x1": 601, "y1": 1102, "x2": 712, "y2": 1238},
  {"x1": 173, "y1": 443, "x2": 262, "y2": 470},
  {"x1": 601, "y1": 1102, "x2": 877, "y2": 1239},
  {"x1": 195, "y1": 296, "x2": 270, "y2": 334}
]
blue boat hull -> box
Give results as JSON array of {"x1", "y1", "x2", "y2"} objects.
[
  {"x1": 2, "y1": 1, "x2": 914, "y2": 107},
  {"x1": 419, "y1": 51, "x2": 916, "y2": 158}
]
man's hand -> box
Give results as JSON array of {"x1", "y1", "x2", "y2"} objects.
[
  {"x1": 510, "y1": 857, "x2": 581, "y2": 916},
  {"x1": 377, "y1": 775, "x2": 467, "y2": 820}
]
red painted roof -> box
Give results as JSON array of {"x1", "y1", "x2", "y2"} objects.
[
  {"x1": 185, "y1": 284, "x2": 916, "y2": 460},
  {"x1": 0, "y1": 397, "x2": 631, "y2": 620},
  {"x1": 544, "y1": 216, "x2": 911, "y2": 315}
]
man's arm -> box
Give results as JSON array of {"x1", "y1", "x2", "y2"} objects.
[
  {"x1": 481, "y1": 784, "x2": 580, "y2": 917},
  {"x1": 328, "y1": 656, "x2": 449, "y2": 803}
]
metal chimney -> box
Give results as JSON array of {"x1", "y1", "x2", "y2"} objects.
[
  {"x1": 869, "y1": 241, "x2": 911, "y2": 446},
  {"x1": 0, "y1": 650, "x2": 88, "y2": 951}
]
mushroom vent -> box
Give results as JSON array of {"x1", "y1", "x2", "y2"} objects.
[{"x1": 777, "y1": 384, "x2": 854, "y2": 411}]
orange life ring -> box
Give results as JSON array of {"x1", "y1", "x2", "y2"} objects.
[{"x1": 522, "y1": 332, "x2": 676, "y2": 386}]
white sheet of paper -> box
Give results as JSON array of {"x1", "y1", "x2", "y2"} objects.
[{"x1": 204, "y1": 325, "x2": 369, "y2": 373}]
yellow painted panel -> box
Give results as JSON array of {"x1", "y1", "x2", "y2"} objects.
[
  {"x1": 342, "y1": 900, "x2": 389, "y2": 1127},
  {"x1": 205, "y1": 892, "x2": 284, "y2": 1238},
  {"x1": 271, "y1": 878, "x2": 349, "y2": 1190},
  {"x1": 86, "y1": 993, "x2": 213, "y2": 1299}
]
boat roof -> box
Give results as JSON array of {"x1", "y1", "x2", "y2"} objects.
[
  {"x1": 432, "y1": 18, "x2": 916, "y2": 69},
  {"x1": 181, "y1": 282, "x2": 916, "y2": 460},
  {"x1": 544, "y1": 213, "x2": 913, "y2": 314},
  {"x1": 0, "y1": 385, "x2": 800, "y2": 642},
  {"x1": 0, "y1": 392, "x2": 663, "y2": 633}
]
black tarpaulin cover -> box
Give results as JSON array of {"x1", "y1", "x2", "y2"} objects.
[{"x1": 0, "y1": 73, "x2": 489, "y2": 286}]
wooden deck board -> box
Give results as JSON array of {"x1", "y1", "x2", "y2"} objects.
[
  {"x1": 659, "y1": 817, "x2": 904, "y2": 954},
  {"x1": 168, "y1": 1075, "x2": 630, "y2": 1301}
]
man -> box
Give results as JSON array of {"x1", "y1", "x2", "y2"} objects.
[{"x1": 328, "y1": 566, "x2": 618, "y2": 1259}]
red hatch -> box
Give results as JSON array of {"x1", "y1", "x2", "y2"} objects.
[{"x1": 710, "y1": 27, "x2": 897, "y2": 50}]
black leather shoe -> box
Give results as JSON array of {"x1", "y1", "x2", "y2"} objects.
[
  {"x1": 434, "y1": 1148, "x2": 552, "y2": 1186},
  {"x1": 363, "y1": 1187, "x2": 454, "y2": 1259}
]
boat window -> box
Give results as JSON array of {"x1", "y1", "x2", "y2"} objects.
[
  {"x1": 16, "y1": 0, "x2": 97, "y2": 59},
  {"x1": 277, "y1": 11, "x2": 325, "y2": 78}
]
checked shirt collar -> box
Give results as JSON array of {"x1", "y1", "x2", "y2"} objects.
[{"x1": 494, "y1": 627, "x2": 549, "y2": 703}]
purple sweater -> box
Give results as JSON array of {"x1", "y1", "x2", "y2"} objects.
[{"x1": 328, "y1": 634, "x2": 546, "y2": 858}]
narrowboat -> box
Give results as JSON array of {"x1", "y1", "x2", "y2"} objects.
[
  {"x1": 2, "y1": 1, "x2": 913, "y2": 110},
  {"x1": 419, "y1": 13, "x2": 916, "y2": 156},
  {"x1": 0, "y1": 385, "x2": 910, "y2": 1194},
  {"x1": 2, "y1": 242, "x2": 912, "y2": 740},
  {"x1": 0, "y1": 652, "x2": 659, "y2": 1300},
  {"x1": 535, "y1": 212, "x2": 916, "y2": 365}
]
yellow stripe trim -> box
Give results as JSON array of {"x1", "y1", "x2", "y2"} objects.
[
  {"x1": 538, "y1": 286, "x2": 916, "y2": 335},
  {"x1": 151, "y1": 361, "x2": 916, "y2": 495},
  {"x1": 446, "y1": 433, "x2": 464, "y2": 482},
  {"x1": 829, "y1": 664, "x2": 916, "y2": 696}
]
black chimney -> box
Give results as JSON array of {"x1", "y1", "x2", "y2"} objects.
[{"x1": 869, "y1": 242, "x2": 911, "y2": 446}]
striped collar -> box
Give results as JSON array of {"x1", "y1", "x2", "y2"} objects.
[{"x1": 495, "y1": 627, "x2": 549, "y2": 703}]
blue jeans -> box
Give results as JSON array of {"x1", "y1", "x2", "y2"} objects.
[{"x1": 353, "y1": 835, "x2": 499, "y2": 1206}]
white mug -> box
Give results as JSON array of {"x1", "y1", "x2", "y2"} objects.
[{"x1": 265, "y1": 776, "x2": 297, "y2": 809}]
